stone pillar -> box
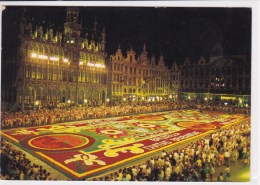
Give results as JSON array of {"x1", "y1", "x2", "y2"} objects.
[{"x1": 33, "y1": 89, "x2": 36, "y2": 110}]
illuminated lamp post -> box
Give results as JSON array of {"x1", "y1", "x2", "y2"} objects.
[
  {"x1": 68, "y1": 99, "x2": 71, "y2": 105},
  {"x1": 34, "y1": 100, "x2": 39, "y2": 110},
  {"x1": 84, "y1": 99, "x2": 88, "y2": 106},
  {"x1": 106, "y1": 98, "x2": 110, "y2": 106}
]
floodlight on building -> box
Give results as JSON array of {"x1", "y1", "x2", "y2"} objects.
[
  {"x1": 87, "y1": 62, "x2": 105, "y2": 68},
  {"x1": 38, "y1": 54, "x2": 48, "y2": 60},
  {"x1": 169, "y1": 95, "x2": 172, "y2": 99},
  {"x1": 35, "y1": 101, "x2": 39, "y2": 106},
  {"x1": 95, "y1": 63, "x2": 106, "y2": 68},
  {"x1": 50, "y1": 56, "x2": 59, "y2": 61},
  {"x1": 31, "y1": 53, "x2": 37, "y2": 58},
  {"x1": 68, "y1": 100, "x2": 71, "y2": 104},
  {"x1": 205, "y1": 97, "x2": 208, "y2": 101},
  {"x1": 87, "y1": 62, "x2": 95, "y2": 67},
  {"x1": 84, "y1": 99, "x2": 87, "y2": 103},
  {"x1": 142, "y1": 97, "x2": 145, "y2": 100},
  {"x1": 79, "y1": 61, "x2": 83, "y2": 65},
  {"x1": 123, "y1": 97, "x2": 126, "y2": 101},
  {"x1": 106, "y1": 98, "x2": 110, "y2": 102},
  {"x1": 224, "y1": 102, "x2": 228, "y2": 106},
  {"x1": 63, "y1": 58, "x2": 69, "y2": 63}
]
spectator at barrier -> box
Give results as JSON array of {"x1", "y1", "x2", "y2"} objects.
[{"x1": 217, "y1": 172, "x2": 224, "y2": 182}]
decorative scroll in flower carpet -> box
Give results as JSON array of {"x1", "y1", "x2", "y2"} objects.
[{"x1": 1, "y1": 110, "x2": 248, "y2": 180}]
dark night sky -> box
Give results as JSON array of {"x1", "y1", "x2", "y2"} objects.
[{"x1": 2, "y1": 6, "x2": 251, "y2": 67}]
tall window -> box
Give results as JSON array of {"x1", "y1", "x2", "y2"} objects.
[{"x1": 25, "y1": 66, "x2": 31, "y2": 79}]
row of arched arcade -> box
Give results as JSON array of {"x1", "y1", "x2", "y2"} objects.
[{"x1": 14, "y1": 85, "x2": 107, "y2": 110}]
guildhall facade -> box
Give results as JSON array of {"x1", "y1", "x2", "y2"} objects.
[
  {"x1": 14, "y1": 7, "x2": 107, "y2": 110},
  {"x1": 179, "y1": 56, "x2": 251, "y2": 106},
  {"x1": 108, "y1": 45, "x2": 170, "y2": 104}
]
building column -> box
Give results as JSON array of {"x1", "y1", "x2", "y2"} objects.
[
  {"x1": 21, "y1": 89, "x2": 25, "y2": 111},
  {"x1": 33, "y1": 89, "x2": 36, "y2": 110}
]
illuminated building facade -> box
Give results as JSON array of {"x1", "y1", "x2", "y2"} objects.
[
  {"x1": 169, "y1": 62, "x2": 180, "y2": 101},
  {"x1": 15, "y1": 7, "x2": 107, "y2": 110},
  {"x1": 179, "y1": 55, "x2": 251, "y2": 106},
  {"x1": 108, "y1": 45, "x2": 170, "y2": 104}
]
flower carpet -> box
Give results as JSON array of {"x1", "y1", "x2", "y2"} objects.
[{"x1": 1, "y1": 109, "x2": 249, "y2": 180}]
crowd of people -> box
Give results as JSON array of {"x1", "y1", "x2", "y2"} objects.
[
  {"x1": 203, "y1": 104, "x2": 250, "y2": 114},
  {"x1": 0, "y1": 139, "x2": 55, "y2": 180},
  {"x1": 1, "y1": 101, "x2": 250, "y2": 129},
  {"x1": 92, "y1": 119, "x2": 250, "y2": 182}
]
